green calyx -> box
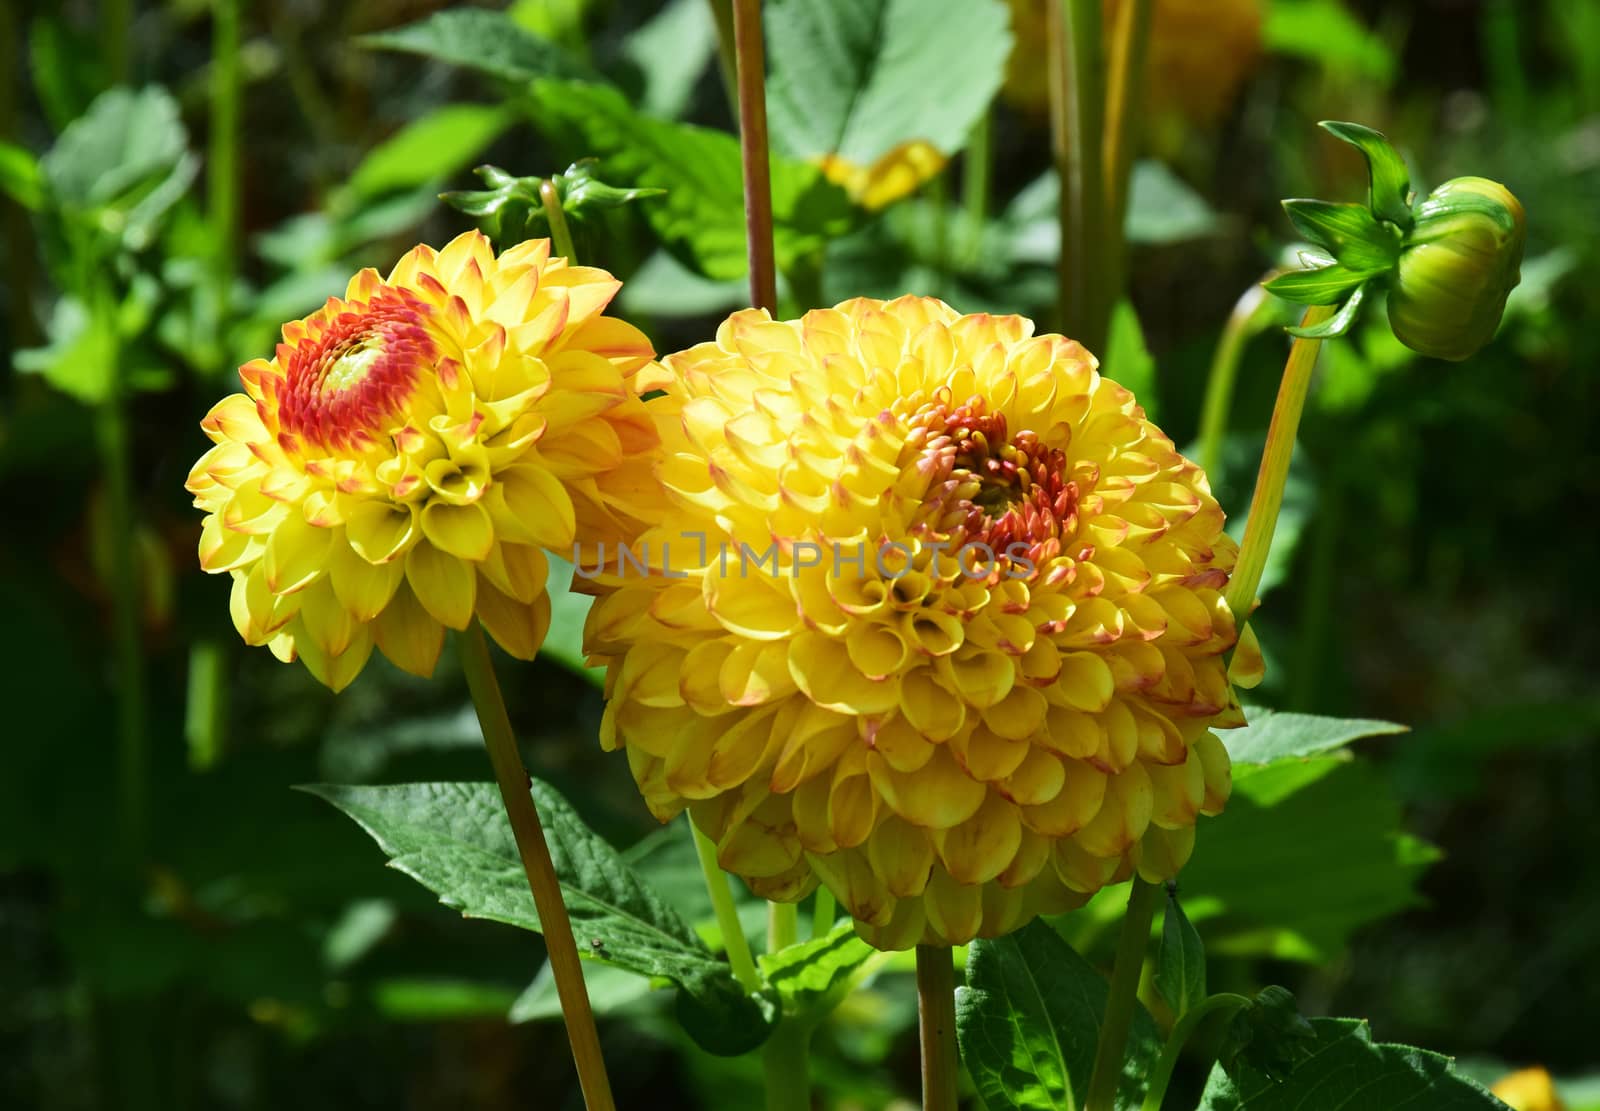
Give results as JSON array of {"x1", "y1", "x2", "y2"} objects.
[
  {"x1": 440, "y1": 159, "x2": 664, "y2": 244},
  {"x1": 1262, "y1": 122, "x2": 1525, "y2": 360}
]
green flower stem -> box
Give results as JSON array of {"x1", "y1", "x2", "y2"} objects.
[
  {"x1": 102, "y1": 0, "x2": 132, "y2": 83},
  {"x1": 810, "y1": 887, "x2": 836, "y2": 940},
  {"x1": 539, "y1": 179, "x2": 579, "y2": 264},
  {"x1": 768, "y1": 900, "x2": 798, "y2": 953},
  {"x1": 458, "y1": 622, "x2": 615, "y2": 1111},
  {"x1": 690, "y1": 816, "x2": 763, "y2": 993},
  {"x1": 761, "y1": 1018, "x2": 814, "y2": 1111},
  {"x1": 1197, "y1": 282, "x2": 1273, "y2": 479},
  {"x1": 962, "y1": 110, "x2": 993, "y2": 263},
  {"x1": 732, "y1": 0, "x2": 778, "y2": 313},
  {"x1": 1101, "y1": 0, "x2": 1152, "y2": 313},
  {"x1": 1138, "y1": 993, "x2": 1253, "y2": 1111},
  {"x1": 1085, "y1": 877, "x2": 1161, "y2": 1111},
  {"x1": 1049, "y1": 0, "x2": 1108, "y2": 353},
  {"x1": 1224, "y1": 302, "x2": 1337, "y2": 618},
  {"x1": 100, "y1": 381, "x2": 147, "y2": 868},
  {"x1": 706, "y1": 0, "x2": 739, "y2": 115},
  {"x1": 187, "y1": 0, "x2": 244, "y2": 769},
  {"x1": 916, "y1": 945, "x2": 960, "y2": 1111}
]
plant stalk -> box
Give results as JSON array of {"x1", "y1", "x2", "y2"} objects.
[
  {"x1": 732, "y1": 0, "x2": 778, "y2": 314},
  {"x1": 1085, "y1": 878, "x2": 1161, "y2": 1111},
  {"x1": 768, "y1": 900, "x2": 798, "y2": 953},
  {"x1": 810, "y1": 887, "x2": 836, "y2": 940},
  {"x1": 690, "y1": 816, "x2": 763, "y2": 993},
  {"x1": 761, "y1": 1018, "x2": 814, "y2": 1111},
  {"x1": 540, "y1": 178, "x2": 580, "y2": 263},
  {"x1": 963, "y1": 110, "x2": 993, "y2": 263},
  {"x1": 1049, "y1": 0, "x2": 1107, "y2": 352},
  {"x1": 1224, "y1": 302, "x2": 1337, "y2": 617},
  {"x1": 1196, "y1": 282, "x2": 1272, "y2": 479},
  {"x1": 1101, "y1": 0, "x2": 1152, "y2": 313},
  {"x1": 916, "y1": 945, "x2": 960, "y2": 1111},
  {"x1": 458, "y1": 622, "x2": 615, "y2": 1111},
  {"x1": 101, "y1": 392, "x2": 147, "y2": 867},
  {"x1": 1138, "y1": 993, "x2": 1253, "y2": 1111},
  {"x1": 706, "y1": 0, "x2": 740, "y2": 115}
]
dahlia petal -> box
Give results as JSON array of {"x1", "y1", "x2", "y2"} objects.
[
  {"x1": 867, "y1": 817, "x2": 937, "y2": 897},
  {"x1": 1074, "y1": 762, "x2": 1154, "y2": 857},
  {"x1": 421, "y1": 501, "x2": 495, "y2": 561},
  {"x1": 404, "y1": 542, "x2": 476, "y2": 630},
  {"x1": 1194, "y1": 732, "x2": 1232, "y2": 815},
  {"x1": 1147, "y1": 746, "x2": 1206, "y2": 829},
  {"x1": 298, "y1": 580, "x2": 356, "y2": 657},
  {"x1": 199, "y1": 514, "x2": 258, "y2": 572},
  {"x1": 868, "y1": 746, "x2": 987, "y2": 831},
  {"x1": 345, "y1": 502, "x2": 418, "y2": 564},
  {"x1": 937, "y1": 793, "x2": 1022, "y2": 885},
  {"x1": 476, "y1": 578, "x2": 551, "y2": 660},
  {"x1": 371, "y1": 582, "x2": 444, "y2": 677},
  {"x1": 867, "y1": 713, "x2": 936, "y2": 773},
  {"x1": 328, "y1": 539, "x2": 404, "y2": 621},
  {"x1": 923, "y1": 868, "x2": 984, "y2": 944},
  {"x1": 1019, "y1": 760, "x2": 1107, "y2": 837},
  {"x1": 491, "y1": 465, "x2": 576, "y2": 550},
  {"x1": 1136, "y1": 824, "x2": 1196, "y2": 883},
  {"x1": 897, "y1": 667, "x2": 966, "y2": 741},
  {"x1": 719, "y1": 640, "x2": 798, "y2": 706},
  {"x1": 296, "y1": 623, "x2": 372, "y2": 693},
  {"x1": 264, "y1": 515, "x2": 333, "y2": 595}
]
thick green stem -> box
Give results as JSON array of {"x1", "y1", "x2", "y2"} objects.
[
  {"x1": 1138, "y1": 993, "x2": 1252, "y2": 1111},
  {"x1": 768, "y1": 901, "x2": 798, "y2": 953},
  {"x1": 1225, "y1": 303, "x2": 1337, "y2": 617},
  {"x1": 1101, "y1": 0, "x2": 1152, "y2": 315},
  {"x1": 1049, "y1": 0, "x2": 1108, "y2": 352},
  {"x1": 732, "y1": 0, "x2": 777, "y2": 313},
  {"x1": 916, "y1": 945, "x2": 960, "y2": 1111},
  {"x1": 1197, "y1": 283, "x2": 1272, "y2": 479},
  {"x1": 810, "y1": 887, "x2": 836, "y2": 940},
  {"x1": 690, "y1": 817, "x2": 762, "y2": 993},
  {"x1": 183, "y1": 639, "x2": 227, "y2": 771},
  {"x1": 459, "y1": 623, "x2": 615, "y2": 1111},
  {"x1": 1085, "y1": 878, "x2": 1161, "y2": 1111},
  {"x1": 761, "y1": 1019, "x2": 813, "y2": 1111},
  {"x1": 540, "y1": 179, "x2": 579, "y2": 264}
]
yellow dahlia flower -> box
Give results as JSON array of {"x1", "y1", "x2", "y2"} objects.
[
  {"x1": 1003, "y1": 0, "x2": 1263, "y2": 130},
  {"x1": 186, "y1": 231, "x2": 663, "y2": 691},
  {"x1": 584, "y1": 296, "x2": 1249, "y2": 949},
  {"x1": 819, "y1": 140, "x2": 947, "y2": 212},
  {"x1": 1492, "y1": 1069, "x2": 1567, "y2": 1111}
]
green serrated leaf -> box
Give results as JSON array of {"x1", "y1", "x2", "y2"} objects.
[
  {"x1": 1226, "y1": 709, "x2": 1407, "y2": 765},
  {"x1": 359, "y1": 9, "x2": 593, "y2": 84},
  {"x1": 1217, "y1": 986, "x2": 1317, "y2": 1083},
  {"x1": 765, "y1": 0, "x2": 1012, "y2": 165},
  {"x1": 957, "y1": 921, "x2": 1160, "y2": 1111},
  {"x1": 1285, "y1": 283, "x2": 1369, "y2": 338},
  {"x1": 342, "y1": 104, "x2": 512, "y2": 204},
  {"x1": 1319, "y1": 120, "x2": 1413, "y2": 229},
  {"x1": 758, "y1": 922, "x2": 878, "y2": 1018},
  {"x1": 1262, "y1": 263, "x2": 1373, "y2": 305},
  {"x1": 528, "y1": 78, "x2": 852, "y2": 281},
  {"x1": 510, "y1": 960, "x2": 656, "y2": 1024},
  {"x1": 1179, "y1": 756, "x2": 1438, "y2": 960},
  {"x1": 1155, "y1": 889, "x2": 1206, "y2": 1018},
  {"x1": 301, "y1": 781, "x2": 773, "y2": 1053},
  {"x1": 1201, "y1": 1017, "x2": 1510, "y2": 1110}
]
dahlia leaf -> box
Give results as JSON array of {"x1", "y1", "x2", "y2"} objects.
[
  {"x1": 765, "y1": 0, "x2": 1012, "y2": 166},
  {"x1": 0, "y1": 140, "x2": 42, "y2": 210},
  {"x1": 1155, "y1": 888, "x2": 1206, "y2": 1019},
  {"x1": 758, "y1": 922, "x2": 879, "y2": 1019},
  {"x1": 1286, "y1": 282, "x2": 1369, "y2": 338},
  {"x1": 528, "y1": 79, "x2": 853, "y2": 281},
  {"x1": 301, "y1": 782, "x2": 774, "y2": 1051},
  {"x1": 1224, "y1": 709, "x2": 1408, "y2": 765},
  {"x1": 1104, "y1": 299, "x2": 1159, "y2": 421},
  {"x1": 1216, "y1": 986, "x2": 1317, "y2": 1083},
  {"x1": 1200, "y1": 1017, "x2": 1510, "y2": 1110},
  {"x1": 957, "y1": 921, "x2": 1160, "y2": 1111},
  {"x1": 359, "y1": 9, "x2": 592, "y2": 85},
  {"x1": 342, "y1": 104, "x2": 512, "y2": 204},
  {"x1": 509, "y1": 961, "x2": 655, "y2": 1024},
  {"x1": 1319, "y1": 120, "x2": 1415, "y2": 230},
  {"x1": 1261, "y1": 263, "x2": 1373, "y2": 305},
  {"x1": 1177, "y1": 756, "x2": 1438, "y2": 960}
]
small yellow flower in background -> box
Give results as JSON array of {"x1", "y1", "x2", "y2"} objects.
[
  {"x1": 187, "y1": 231, "x2": 664, "y2": 691},
  {"x1": 1003, "y1": 0, "x2": 1263, "y2": 131},
  {"x1": 820, "y1": 140, "x2": 948, "y2": 212},
  {"x1": 1492, "y1": 1068, "x2": 1567, "y2": 1111},
  {"x1": 585, "y1": 296, "x2": 1250, "y2": 949}
]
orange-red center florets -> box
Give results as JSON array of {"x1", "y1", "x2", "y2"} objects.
[
  {"x1": 278, "y1": 289, "x2": 437, "y2": 452},
  {"x1": 913, "y1": 398, "x2": 1082, "y2": 580}
]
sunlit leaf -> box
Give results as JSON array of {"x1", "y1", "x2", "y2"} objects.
[
  {"x1": 342, "y1": 104, "x2": 513, "y2": 203},
  {"x1": 360, "y1": 9, "x2": 592, "y2": 84},
  {"x1": 1155, "y1": 890, "x2": 1206, "y2": 1018},
  {"x1": 1226, "y1": 708, "x2": 1407, "y2": 766}
]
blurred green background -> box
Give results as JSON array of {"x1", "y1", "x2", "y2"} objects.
[{"x1": 1, "y1": 0, "x2": 1596, "y2": 1108}]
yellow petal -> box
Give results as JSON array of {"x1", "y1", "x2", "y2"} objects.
[
  {"x1": 296, "y1": 623, "x2": 372, "y2": 693},
  {"x1": 490, "y1": 464, "x2": 577, "y2": 549},
  {"x1": 263, "y1": 514, "x2": 334, "y2": 595},
  {"x1": 405, "y1": 542, "x2": 476, "y2": 630},
  {"x1": 371, "y1": 581, "x2": 445, "y2": 677},
  {"x1": 421, "y1": 501, "x2": 495, "y2": 561},
  {"x1": 476, "y1": 577, "x2": 551, "y2": 660},
  {"x1": 328, "y1": 539, "x2": 404, "y2": 621},
  {"x1": 345, "y1": 501, "x2": 419, "y2": 564}
]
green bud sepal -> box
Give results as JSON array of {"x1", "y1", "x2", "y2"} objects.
[{"x1": 441, "y1": 159, "x2": 664, "y2": 243}]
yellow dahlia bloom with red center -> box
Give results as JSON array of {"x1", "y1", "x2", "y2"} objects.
[
  {"x1": 585, "y1": 297, "x2": 1250, "y2": 949},
  {"x1": 186, "y1": 231, "x2": 663, "y2": 690}
]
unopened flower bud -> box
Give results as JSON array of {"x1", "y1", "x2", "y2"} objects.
[{"x1": 1387, "y1": 177, "x2": 1526, "y2": 362}]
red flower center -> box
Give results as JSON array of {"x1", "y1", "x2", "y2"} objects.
[
  {"x1": 914, "y1": 398, "x2": 1081, "y2": 576},
  {"x1": 278, "y1": 289, "x2": 436, "y2": 450}
]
